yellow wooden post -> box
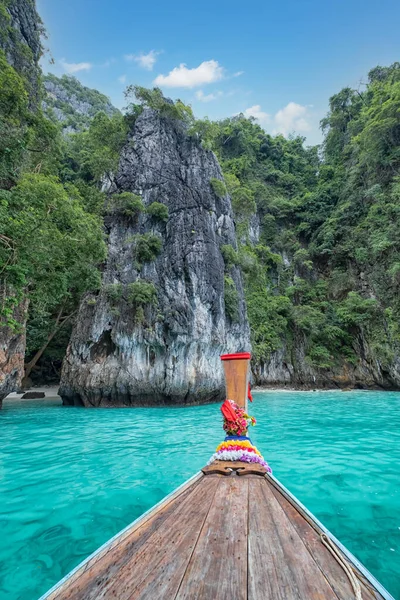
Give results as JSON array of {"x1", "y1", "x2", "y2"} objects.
[{"x1": 220, "y1": 352, "x2": 251, "y2": 413}]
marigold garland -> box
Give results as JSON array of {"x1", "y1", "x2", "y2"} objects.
[
  {"x1": 207, "y1": 399, "x2": 272, "y2": 473},
  {"x1": 207, "y1": 437, "x2": 272, "y2": 473}
]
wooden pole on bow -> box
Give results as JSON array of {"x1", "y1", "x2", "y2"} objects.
[{"x1": 220, "y1": 352, "x2": 251, "y2": 413}]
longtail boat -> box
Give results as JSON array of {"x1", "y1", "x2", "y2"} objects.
[{"x1": 40, "y1": 353, "x2": 394, "y2": 600}]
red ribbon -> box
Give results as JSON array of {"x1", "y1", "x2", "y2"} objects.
[
  {"x1": 248, "y1": 382, "x2": 253, "y2": 402},
  {"x1": 221, "y1": 399, "x2": 238, "y2": 422}
]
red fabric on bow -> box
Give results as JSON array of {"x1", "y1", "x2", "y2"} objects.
[
  {"x1": 221, "y1": 399, "x2": 238, "y2": 422},
  {"x1": 248, "y1": 382, "x2": 253, "y2": 402}
]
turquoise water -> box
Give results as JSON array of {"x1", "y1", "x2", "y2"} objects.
[{"x1": 0, "y1": 391, "x2": 399, "y2": 600}]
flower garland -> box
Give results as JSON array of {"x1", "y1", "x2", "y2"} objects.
[
  {"x1": 208, "y1": 438, "x2": 272, "y2": 472},
  {"x1": 207, "y1": 398, "x2": 272, "y2": 473}
]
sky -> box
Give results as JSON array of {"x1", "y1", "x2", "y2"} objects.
[{"x1": 37, "y1": 0, "x2": 400, "y2": 145}]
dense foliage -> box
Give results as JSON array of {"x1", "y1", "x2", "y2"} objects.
[
  {"x1": 125, "y1": 85, "x2": 194, "y2": 124},
  {"x1": 0, "y1": 8, "x2": 115, "y2": 383},
  {"x1": 210, "y1": 62, "x2": 400, "y2": 373},
  {"x1": 1, "y1": 0, "x2": 400, "y2": 388}
]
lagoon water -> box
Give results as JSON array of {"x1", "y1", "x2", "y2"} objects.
[{"x1": 1, "y1": 391, "x2": 399, "y2": 600}]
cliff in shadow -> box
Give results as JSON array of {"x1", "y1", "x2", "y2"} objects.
[
  {"x1": 0, "y1": 0, "x2": 43, "y2": 404},
  {"x1": 0, "y1": 0, "x2": 43, "y2": 106}
]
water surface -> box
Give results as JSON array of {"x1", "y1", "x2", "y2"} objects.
[{"x1": 0, "y1": 391, "x2": 399, "y2": 599}]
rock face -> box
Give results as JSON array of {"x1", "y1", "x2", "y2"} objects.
[
  {"x1": 249, "y1": 216, "x2": 400, "y2": 391},
  {"x1": 60, "y1": 109, "x2": 250, "y2": 406},
  {"x1": 0, "y1": 295, "x2": 28, "y2": 406},
  {"x1": 0, "y1": 0, "x2": 42, "y2": 405},
  {"x1": 42, "y1": 74, "x2": 120, "y2": 132},
  {"x1": 255, "y1": 333, "x2": 400, "y2": 390},
  {"x1": 0, "y1": 0, "x2": 43, "y2": 105},
  {"x1": 251, "y1": 268, "x2": 400, "y2": 390}
]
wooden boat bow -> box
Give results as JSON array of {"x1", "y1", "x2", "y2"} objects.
[{"x1": 39, "y1": 353, "x2": 394, "y2": 600}]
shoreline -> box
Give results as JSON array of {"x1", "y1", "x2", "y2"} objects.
[
  {"x1": 252, "y1": 385, "x2": 400, "y2": 393},
  {"x1": 5, "y1": 386, "x2": 61, "y2": 401},
  {"x1": 4, "y1": 384, "x2": 400, "y2": 406}
]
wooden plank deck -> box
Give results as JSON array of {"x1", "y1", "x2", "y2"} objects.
[{"x1": 44, "y1": 472, "x2": 386, "y2": 600}]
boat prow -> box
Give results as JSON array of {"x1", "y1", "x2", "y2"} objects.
[
  {"x1": 39, "y1": 352, "x2": 394, "y2": 599},
  {"x1": 39, "y1": 463, "x2": 393, "y2": 600}
]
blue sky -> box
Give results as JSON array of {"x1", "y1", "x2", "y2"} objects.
[{"x1": 38, "y1": 0, "x2": 400, "y2": 145}]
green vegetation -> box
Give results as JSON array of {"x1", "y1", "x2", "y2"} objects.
[
  {"x1": 0, "y1": 0, "x2": 44, "y2": 104},
  {"x1": 0, "y1": 10, "x2": 112, "y2": 382},
  {"x1": 1, "y1": 3, "x2": 400, "y2": 390},
  {"x1": 203, "y1": 62, "x2": 400, "y2": 371},
  {"x1": 130, "y1": 233, "x2": 162, "y2": 265},
  {"x1": 103, "y1": 281, "x2": 158, "y2": 325},
  {"x1": 126, "y1": 85, "x2": 194, "y2": 124},
  {"x1": 127, "y1": 281, "x2": 158, "y2": 306},
  {"x1": 65, "y1": 111, "x2": 128, "y2": 186},
  {"x1": 0, "y1": 38, "x2": 199, "y2": 383},
  {"x1": 109, "y1": 192, "x2": 144, "y2": 219},
  {"x1": 104, "y1": 283, "x2": 123, "y2": 303},
  {"x1": 1, "y1": 174, "x2": 106, "y2": 380},
  {"x1": 127, "y1": 280, "x2": 158, "y2": 325},
  {"x1": 224, "y1": 276, "x2": 239, "y2": 322},
  {"x1": 146, "y1": 201, "x2": 169, "y2": 222},
  {"x1": 210, "y1": 177, "x2": 227, "y2": 198},
  {"x1": 43, "y1": 74, "x2": 120, "y2": 131},
  {"x1": 221, "y1": 244, "x2": 238, "y2": 268},
  {"x1": 0, "y1": 49, "x2": 59, "y2": 189}
]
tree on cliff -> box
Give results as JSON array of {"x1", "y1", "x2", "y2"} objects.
[
  {"x1": 0, "y1": 174, "x2": 106, "y2": 381},
  {"x1": 2, "y1": 0, "x2": 400, "y2": 393},
  {"x1": 193, "y1": 62, "x2": 400, "y2": 381},
  {"x1": 0, "y1": 3, "x2": 110, "y2": 387}
]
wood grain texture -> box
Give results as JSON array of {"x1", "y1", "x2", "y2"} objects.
[
  {"x1": 248, "y1": 478, "x2": 339, "y2": 600},
  {"x1": 175, "y1": 477, "x2": 248, "y2": 600},
  {"x1": 269, "y1": 481, "x2": 384, "y2": 600},
  {"x1": 45, "y1": 473, "x2": 388, "y2": 600},
  {"x1": 90, "y1": 475, "x2": 219, "y2": 600},
  {"x1": 45, "y1": 476, "x2": 204, "y2": 600},
  {"x1": 222, "y1": 358, "x2": 249, "y2": 410},
  {"x1": 48, "y1": 476, "x2": 213, "y2": 600}
]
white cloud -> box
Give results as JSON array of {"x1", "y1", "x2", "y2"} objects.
[
  {"x1": 273, "y1": 102, "x2": 311, "y2": 136},
  {"x1": 118, "y1": 75, "x2": 127, "y2": 84},
  {"x1": 154, "y1": 59, "x2": 224, "y2": 88},
  {"x1": 233, "y1": 71, "x2": 244, "y2": 77},
  {"x1": 195, "y1": 89, "x2": 223, "y2": 102},
  {"x1": 241, "y1": 101, "x2": 312, "y2": 137},
  {"x1": 243, "y1": 105, "x2": 271, "y2": 126},
  {"x1": 60, "y1": 59, "x2": 92, "y2": 74},
  {"x1": 125, "y1": 50, "x2": 159, "y2": 71}
]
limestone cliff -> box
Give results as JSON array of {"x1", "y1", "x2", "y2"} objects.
[
  {"x1": 0, "y1": 0, "x2": 42, "y2": 404},
  {"x1": 251, "y1": 251, "x2": 400, "y2": 390},
  {"x1": 254, "y1": 328, "x2": 400, "y2": 390},
  {"x1": 43, "y1": 74, "x2": 120, "y2": 133},
  {"x1": 0, "y1": 0, "x2": 43, "y2": 105},
  {"x1": 60, "y1": 108, "x2": 250, "y2": 406},
  {"x1": 0, "y1": 294, "x2": 28, "y2": 406}
]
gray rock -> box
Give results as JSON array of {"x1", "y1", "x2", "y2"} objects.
[
  {"x1": 247, "y1": 199, "x2": 400, "y2": 390},
  {"x1": 42, "y1": 75, "x2": 120, "y2": 133},
  {"x1": 60, "y1": 109, "x2": 250, "y2": 406},
  {"x1": 0, "y1": 0, "x2": 42, "y2": 406},
  {"x1": 0, "y1": 295, "x2": 28, "y2": 406},
  {"x1": 0, "y1": 0, "x2": 43, "y2": 106},
  {"x1": 21, "y1": 391, "x2": 45, "y2": 399},
  {"x1": 254, "y1": 320, "x2": 400, "y2": 390}
]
